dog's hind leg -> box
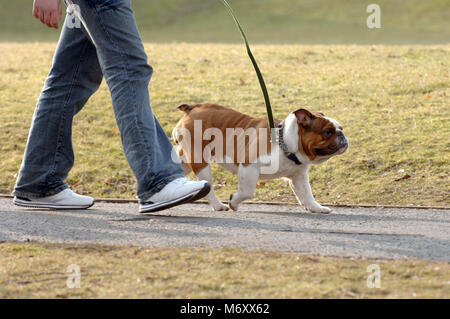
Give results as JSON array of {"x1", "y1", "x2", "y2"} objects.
[
  {"x1": 229, "y1": 164, "x2": 259, "y2": 211},
  {"x1": 196, "y1": 165, "x2": 229, "y2": 211}
]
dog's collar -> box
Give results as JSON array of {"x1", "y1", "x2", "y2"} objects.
[{"x1": 277, "y1": 122, "x2": 302, "y2": 165}]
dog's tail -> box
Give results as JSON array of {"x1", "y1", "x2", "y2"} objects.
[{"x1": 177, "y1": 104, "x2": 196, "y2": 114}]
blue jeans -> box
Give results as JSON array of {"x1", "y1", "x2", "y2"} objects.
[{"x1": 13, "y1": 0, "x2": 185, "y2": 201}]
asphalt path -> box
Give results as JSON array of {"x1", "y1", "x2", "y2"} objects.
[{"x1": 0, "y1": 198, "x2": 448, "y2": 261}]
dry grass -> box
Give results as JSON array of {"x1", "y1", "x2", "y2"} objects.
[
  {"x1": 0, "y1": 43, "x2": 448, "y2": 206},
  {"x1": 0, "y1": 242, "x2": 448, "y2": 298}
]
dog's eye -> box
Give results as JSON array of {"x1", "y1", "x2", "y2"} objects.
[{"x1": 324, "y1": 129, "x2": 335, "y2": 138}]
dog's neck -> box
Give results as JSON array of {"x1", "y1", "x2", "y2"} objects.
[{"x1": 277, "y1": 122, "x2": 303, "y2": 166}]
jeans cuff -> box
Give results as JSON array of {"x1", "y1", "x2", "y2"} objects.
[
  {"x1": 139, "y1": 174, "x2": 185, "y2": 203},
  {"x1": 12, "y1": 183, "x2": 69, "y2": 199}
]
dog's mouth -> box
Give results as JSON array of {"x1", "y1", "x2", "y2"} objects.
[
  {"x1": 315, "y1": 142, "x2": 348, "y2": 157},
  {"x1": 315, "y1": 148, "x2": 335, "y2": 156},
  {"x1": 337, "y1": 142, "x2": 349, "y2": 154}
]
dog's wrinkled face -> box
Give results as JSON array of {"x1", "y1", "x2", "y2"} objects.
[{"x1": 285, "y1": 108, "x2": 348, "y2": 162}]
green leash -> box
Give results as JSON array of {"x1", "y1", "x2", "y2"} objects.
[{"x1": 219, "y1": 0, "x2": 277, "y2": 143}]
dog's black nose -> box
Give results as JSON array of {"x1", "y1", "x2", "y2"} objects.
[{"x1": 337, "y1": 131, "x2": 348, "y2": 148}]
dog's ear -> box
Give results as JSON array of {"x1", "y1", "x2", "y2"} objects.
[
  {"x1": 177, "y1": 104, "x2": 194, "y2": 113},
  {"x1": 293, "y1": 109, "x2": 315, "y2": 128}
]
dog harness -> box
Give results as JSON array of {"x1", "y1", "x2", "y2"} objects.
[{"x1": 277, "y1": 122, "x2": 303, "y2": 165}]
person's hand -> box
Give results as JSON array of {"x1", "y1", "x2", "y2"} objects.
[{"x1": 33, "y1": 0, "x2": 62, "y2": 29}]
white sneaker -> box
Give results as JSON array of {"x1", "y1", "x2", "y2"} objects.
[
  {"x1": 139, "y1": 177, "x2": 210, "y2": 214},
  {"x1": 13, "y1": 189, "x2": 94, "y2": 209}
]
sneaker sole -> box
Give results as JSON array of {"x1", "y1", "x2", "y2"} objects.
[
  {"x1": 139, "y1": 182, "x2": 211, "y2": 214},
  {"x1": 13, "y1": 197, "x2": 95, "y2": 210}
]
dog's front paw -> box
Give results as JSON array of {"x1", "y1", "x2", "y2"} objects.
[{"x1": 305, "y1": 203, "x2": 332, "y2": 214}]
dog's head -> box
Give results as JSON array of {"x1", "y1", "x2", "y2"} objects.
[{"x1": 283, "y1": 108, "x2": 348, "y2": 163}]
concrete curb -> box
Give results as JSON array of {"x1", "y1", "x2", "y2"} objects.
[{"x1": 1, "y1": 194, "x2": 448, "y2": 210}]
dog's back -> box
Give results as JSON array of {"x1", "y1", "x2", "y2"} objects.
[
  {"x1": 173, "y1": 103, "x2": 274, "y2": 171},
  {"x1": 176, "y1": 103, "x2": 262, "y2": 129}
]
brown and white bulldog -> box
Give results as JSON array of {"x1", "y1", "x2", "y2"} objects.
[{"x1": 172, "y1": 103, "x2": 348, "y2": 213}]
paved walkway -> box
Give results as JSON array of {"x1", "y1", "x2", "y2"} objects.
[{"x1": 0, "y1": 198, "x2": 448, "y2": 260}]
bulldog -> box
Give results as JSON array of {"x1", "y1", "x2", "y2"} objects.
[{"x1": 172, "y1": 103, "x2": 348, "y2": 213}]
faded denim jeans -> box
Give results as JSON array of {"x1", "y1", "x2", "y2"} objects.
[{"x1": 13, "y1": 0, "x2": 185, "y2": 201}]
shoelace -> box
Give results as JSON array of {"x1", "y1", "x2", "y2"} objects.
[{"x1": 170, "y1": 178, "x2": 191, "y2": 186}]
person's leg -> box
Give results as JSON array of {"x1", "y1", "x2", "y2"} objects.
[
  {"x1": 69, "y1": 0, "x2": 189, "y2": 201},
  {"x1": 13, "y1": 8, "x2": 103, "y2": 200}
]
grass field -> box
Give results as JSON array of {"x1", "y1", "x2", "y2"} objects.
[
  {"x1": 0, "y1": 43, "x2": 448, "y2": 207},
  {"x1": 1, "y1": 242, "x2": 449, "y2": 298},
  {"x1": 0, "y1": 0, "x2": 449, "y2": 44}
]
